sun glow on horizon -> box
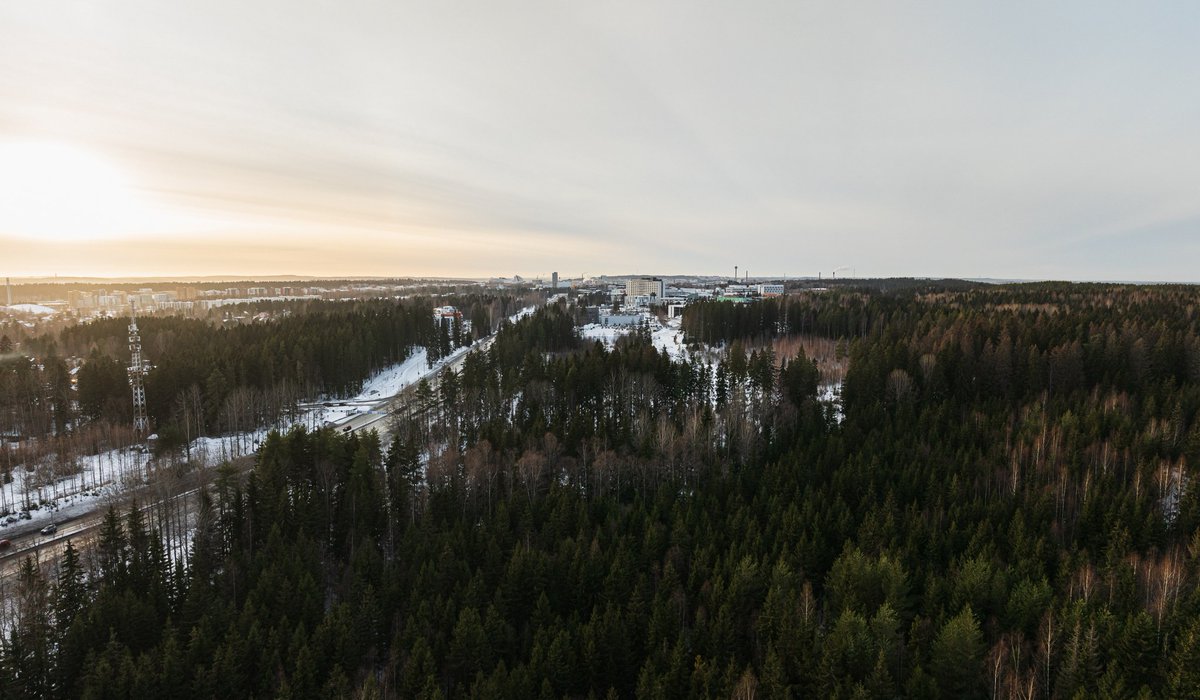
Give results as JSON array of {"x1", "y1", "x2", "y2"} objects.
[{"x1": 0, "y1": 140, "x2": 174, "y2": 242}]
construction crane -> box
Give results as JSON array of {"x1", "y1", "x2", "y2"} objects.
[{"x1": 128, "y1": 303, "x2": 150, "y2": 437}]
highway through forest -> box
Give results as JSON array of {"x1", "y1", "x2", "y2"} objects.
[
  {"x1": 0, "y1": 459, "x2": 248, "y2": 584},
  {"x1": 0, "y1": 310, "x2": 528, "y2": 584},
  {"x1": 324, "y1": 326, "x2": 504, "y2": 440}
]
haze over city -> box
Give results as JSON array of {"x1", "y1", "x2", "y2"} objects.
[{"x1": 3, "y1": 1, "x2": 1198, "y2": 281}]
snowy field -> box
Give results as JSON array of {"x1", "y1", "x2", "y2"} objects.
[
  {"x1": 507, "y1": 305, "x2": 536, "y2": 324},
  {"x1": 579, "y1": 324, "x2": 628, "y2": 347},
  {"x1": 579, "y1": 315, "x2": 689, "y2": 361},
  {"x1": 301, "y1": 348, "x2": 440, "y2": 427},
  {"x1": 651, "y1": 318, "x2": 688, "y2": 360},
  {"x1": 4, "y1": 303, "x2": 56, "y2": 315},
  {"x1": 307, "y1": 343, "x2": 482, "y2": 428}
]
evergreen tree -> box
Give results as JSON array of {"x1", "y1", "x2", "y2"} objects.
[{"x1": 931, "y1": 606, "x2": 985, "y2": 699}]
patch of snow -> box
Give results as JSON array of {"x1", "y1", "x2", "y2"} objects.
[
  {"x1": 4, "y1": 307, "x2": 545, "y2": 527},
  {"x1": 508, "y1": 306, "x2": 536, "y2": 323},
  {"x1": 360, "y1": 348, "x2": 434, "y2": 399},
  {"x1": 0, "y1": 446, "x2": 150, "y2": 526},
  {"x1": 580, "y1": 323, "x2": 629, "y2": 347},
  {"x1": 651, "y1": 321, "x2": 687, "y2": 361},
  {"x1": 818, "y1": 381, "x2": 844, "y2": 423},
  {"x1": 1161, "y1": 465, "x2": 1188, "y2": 526},
  {"x1": 6, "y1": 304, "x2": 56, "y2": 315},
  {"x1": 581, "y1": 315, "x2": 693, "y2": 361}
]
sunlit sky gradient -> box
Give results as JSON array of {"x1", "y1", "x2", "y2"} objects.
[{"x1": 2, "y1": 2, "x2": 1198, "y2": 280}]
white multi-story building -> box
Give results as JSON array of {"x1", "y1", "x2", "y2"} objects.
[
  {"x1": 600, "y1": 311, "x2": 643, "y2": 327},
  {"x1": 757, "y1": 284, "x2": 785, "y2": 297},
  {"x1": 626, "y1": 277, "x2": 664, "y2": 302}
]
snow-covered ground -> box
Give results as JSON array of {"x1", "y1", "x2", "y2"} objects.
[
  {"x1": 580, "y1": 324, "x2": 629, "y2": 347},
  {"x1": 5, "y1": 303, "x2": 56, "y2": 315},
  {"x1": 508, "y1": 305, "x2": 536, "y2": 323},
  {"x1": 818, "y1": 381, "x2": 845, "y2": 423},
  {"x1": 0, "y1": 450, "x2": 141, "y2": 529},
  {"x1": 0, "y1": 423, "x2": 304, "y2": 527},
  {"x1": 1161, "y1": 465, "x2": 1188, "y2": 525},
  {"x1": 1, "y1": 346, "x2": 455, "y2": 525},
  {"x1": 359, "y1": 349, "x2": 436, "y2": 397},
  {"x1": 302, "y1": 349, "x2": 438, "y2": 426},
  {"x1": 579, "y1": 315, "x2": 689, "y2": 361},
  {"x1": 651, "y1": 318, "x2": 688, "y2": 360},
  {"x1": 3, "y1": 305, "x2": 546, "y2": 525}
]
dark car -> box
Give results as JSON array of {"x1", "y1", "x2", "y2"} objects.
[
  {"x1": 0, "y1": 539, "x2": 12, "y2": 550},
  {"x1": 39, "y1": 524, "x2": 57, "y2": 536}
]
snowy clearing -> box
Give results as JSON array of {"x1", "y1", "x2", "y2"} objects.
[
  {"x1": 508, "y1": 306, "x2": 536, "y2": 323},
  {"x1": 579, "y1": 315, "x2": 689, "y2": 361},
  {"x1": 651, "y1": 318, "x2": 688, "y2": 360},
  {"x1": 5, "y1": 303, "x2": 56, "y2": 315},
  {"x1": 580, "y1": 324, "x2": 629, "y2": 347}
]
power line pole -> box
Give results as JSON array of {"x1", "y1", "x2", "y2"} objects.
[{"x1": 128, "y1": 303, "x2": 150, "y2": 437}]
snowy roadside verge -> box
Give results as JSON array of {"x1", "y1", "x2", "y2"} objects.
[{"x1": 2, "y1": 305, "x2": 542, "y2": 527}]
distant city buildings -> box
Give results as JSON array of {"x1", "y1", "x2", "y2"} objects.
[
  {"x1": 4, "y1": 274, "x2": 798, "y2": 328},
  {"x1": 434, "y1": 305, "x2": 463, "y2": 322},
  {"x1": 7, "y1": 283, "x2": 359, "y2": 320}
]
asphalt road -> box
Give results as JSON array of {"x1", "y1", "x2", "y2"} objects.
[
  {"x1": 0, "y1": 310, "x2": 530, "y2": 583},
  {"x1": 0, "y1": 459, "x2": 251, "y2": 584},
  {"x1": 0, "y1": 509, "x2": 101, "y2": 569}
]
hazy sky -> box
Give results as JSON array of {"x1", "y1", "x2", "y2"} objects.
[{"x1": 2, "y1": 1, "x2": 1198, "y2": 280}]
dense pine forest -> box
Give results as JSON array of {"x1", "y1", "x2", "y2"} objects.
[
  {"x1": 5, "y1": 283, "x2": 1200, "y2": 698},
  {"x1": 1, "y1": 294, "x2": 532, "y2": 473}
]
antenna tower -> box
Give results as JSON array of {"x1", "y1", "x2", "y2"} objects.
[{"x1": 128, "y1": 303, "x2": 150, "y2": 436}]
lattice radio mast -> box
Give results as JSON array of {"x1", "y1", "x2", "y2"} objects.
[{"x1": 128, "y1": 303, "x2": 150, "y2": 436}]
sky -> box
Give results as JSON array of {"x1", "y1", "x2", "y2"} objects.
[{"x1": 1, "y1": 1, "x2": 1198, "y2": 281}]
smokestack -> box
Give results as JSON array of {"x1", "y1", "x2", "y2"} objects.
[{"x1": 734, "y1": 265, "x2": 738, "y2": 281}]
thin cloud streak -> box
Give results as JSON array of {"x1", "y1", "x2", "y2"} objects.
[{"x1": 1, "y1": 1, "x2": 1198, "y2": 280}]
